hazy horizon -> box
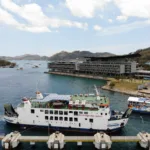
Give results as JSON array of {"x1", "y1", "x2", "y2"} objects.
[{"x1": 0, "y1": 46, "x2": 148, "y2": 57}]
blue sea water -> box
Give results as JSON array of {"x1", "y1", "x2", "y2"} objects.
[{"x1": 0, "y1": 60, "x2": 150, "y2": 150}]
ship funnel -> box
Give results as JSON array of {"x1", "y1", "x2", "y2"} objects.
[{"x1": 36, "y1": 91, "x2": 44, "y2": 99}]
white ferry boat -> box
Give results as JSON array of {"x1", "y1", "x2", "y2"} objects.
[
  {"x1": 4, "y1": 87, "x2": 132, "y2": 133},
  {"x1": 128, "y1": 97, "x2": 150, "y2": 114}
]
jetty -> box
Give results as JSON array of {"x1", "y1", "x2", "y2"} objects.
[
  {"x1": 45, "y1": 71, "x2": 108, "y2": 81},
  {"x1": 1, "y1": 131, "x2": 150, "y2": 150}
]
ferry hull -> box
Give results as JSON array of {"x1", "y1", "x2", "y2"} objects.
[
  {"x1": 5, "y1": 121, "x2": 123, "y2": 134},
  {"x1": 132, "y1": 109, "x2": 150, "y2": 114}
]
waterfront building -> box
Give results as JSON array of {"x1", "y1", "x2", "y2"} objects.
[
  {"x1": 135, "y1": 70, "x2": 150, "y2": 79},
  {"x1": 48, "y1": 60, "x2": 83, "y2": 73},
  {"x1": 48, "y1": 53, "x2": 140, "y2": 76}
]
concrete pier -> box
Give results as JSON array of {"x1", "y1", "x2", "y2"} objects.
[
  {"x1": 1, "y1": 131, "x2": 21, "y2": 150},
  {"x1": 1, "y1": 131, "x2": 150, "y2": 149},
  {"x1": 47, "y1": 131, "x2": 65, "y2": 150},
  {"x1": 94, "y1": 132, "x2": 112, "y2": 149},
  {"x1": 137, "y1": 132, "x2": 150, "y2": 149},
  {"x1": 45, "y1": 71, "x2": 108, "y2": 81}
]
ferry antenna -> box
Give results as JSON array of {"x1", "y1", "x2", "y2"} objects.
[{"x1": 94, "y1": 85, "x2": 100, "y2": 96}]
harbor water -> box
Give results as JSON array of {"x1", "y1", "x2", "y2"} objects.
[{"x1": 0, "y1": 60, "x2": 150, "y2": 150}]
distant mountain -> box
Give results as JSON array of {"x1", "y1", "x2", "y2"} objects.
[
  {"x1": 1, "y1": 47, "x2": 149, "y2": 62},
  {"x1": 49, "y1": 50, "x2": 115, "y2": 61},
  {"x1": 0, "y1": 56, "x2": 12, "y2": 60},
  {"x1": 0, "y1": 54, "x2": 49, "y2": 60},
  {"x1": 134, "y1": 47, "x2": 150, "y2": 64}
]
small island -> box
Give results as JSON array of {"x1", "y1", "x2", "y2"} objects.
[{"x1": 0, "y1": 59, "x2": 16, "y2": 68}]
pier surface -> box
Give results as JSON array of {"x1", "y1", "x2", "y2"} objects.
[{"x1": 0, "y1": 135, "x2": 139, "y2": 143}]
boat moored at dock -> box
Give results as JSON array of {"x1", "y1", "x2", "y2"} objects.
[
  {"x1": 128, "y1": 97, "x2": 150, "y2": 114},
  {"x1": 4, "y1": 86, "x2": 132, "y2": 133}
]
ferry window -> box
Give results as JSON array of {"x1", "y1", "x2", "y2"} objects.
[
  {"x1": 79, "y1": 112, "x2": 83, "y2": 114},
  {"x1": 89, "y1": 119, "x2": 93, "y2": 123},
  {"x1": 40, "y1": 110, "x2": 44, "y2": 112},
  {"x1": 74, "y1": 118, "x2": 78, "y2": 122},
  {"x1": 64, "y1": 111, "x2": 68, "y2": 115},
  {"x1": 69, "y1": 117, "x2": 73, "y2": 121},
  {"x1": 50, "y1": 110, "x2": 53, "y2": 114},
  {"x1": 54, "y1": 111, "x2": 58, "y2": 115},
  {"x1": 64, "y1": 117, "x2": 68, "y2": 121},
  {"x1": 55, "y1": 116, "x2": 58, "y2": 120},
  {"x1": 84, "y1": 112, "x2": 88, "y2": 114},
  {"x1": 74, "y1": 111, "x2": 78, "y2": 116},
  {"x1": 105, "y1": 113, "x2": 107, "y2": 115},
  {"x1": 45, "y1": 116, "x2": 48, "y2": 120},
  {"x1": 101, "y1": 113, "x2": 103, "y2": 115},
  {"x1": 31, "y1": 109, "x2": 35, "y2": 114},
  {"x1": 45, "y1": 110, "x2": 48, "y2": 114},
  {"x1": 59, "y1": 117, "x2": 63, "y2": 121},
  {"x1": 69, "y1": 111, "x2": 73, "y2": 113},
  {"x1": 85, "y1": 118, "x2": 87, "y2": 120},
  {"x1": 50, "y1": 116, "x2": 53, "y2": 120},
  {"x1": 59, "y1": 111, "x2": 63, "y2": 115}
]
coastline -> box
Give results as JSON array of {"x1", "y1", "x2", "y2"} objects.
[
  {"x1": 101, "y1": 83, "x2": 150, "y2": 98},
  {"x1": 45, "y1": 71, "x2": 150, "y2": 98},
  {"x1": 44, "y1": 71, "x2": 109, "y2": 81}
]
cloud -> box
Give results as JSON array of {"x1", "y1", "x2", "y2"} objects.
[
  {"x1": 0, "y1": 0, "x2": 88, "y2": 32},
  {"x1": 0, "y1": 7, "x2": 20, "y2": 27},
  {"x1": 65, "y1": 0, "x2": 111, "y2": 18},
  {"x1": 18, "y1": 26, "x2": 51, "y2": 33},
  {"x1": 99, "y1": 14, "x2": 104, "y2": 19},
  {"x1": 93, "y1": 25, "x2": 102, "y2": 31},
  {"x1": 114, "y1": 0, "x2": 150, "y2": 19},
  {"x1": 48, "y1": 4, "x2": 54, "y2": 10},
  {"x1": 116, "y1": 15, "x2": 127, "y2": 21},
  {"x1": 99, "y1": 20, "x2": 150, "y2": 35},
  {"x1": 108, "y1": 19, "x2": 113, "y2": 23},
  {"x1": 0, "y1": 7, "x2": 50, "y2": 33}
]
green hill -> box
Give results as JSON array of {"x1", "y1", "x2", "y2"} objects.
[
  {"x1": 0, "y1": 60, "x2": 16, "y2": 68},
  {"x1": 49, "y1": 50, "x2": 115, "y2": 61},
  {"x1": 135, "y1": 47, "x2": 150, "y2": 64},
  {"x1": 134, "y1": 47, "x2": 150, "y2": 70}
]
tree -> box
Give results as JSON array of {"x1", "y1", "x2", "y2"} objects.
[{"x1": 109, "y1": 81, "x2": 115, "y2": 89}]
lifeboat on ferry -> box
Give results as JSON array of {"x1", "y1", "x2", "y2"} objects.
[
  {"x1": 22, "y1": 97, "x2": 28, "y2": 101},
  {"x1": 52, "y1": 100, "x2": 64, "y2": 108},
  {"x1": 68, "y1": 101, "x2": 73, "y2": 109},
  {"x1": 99, "y1": 104, "x2": 109, "y2": 107}
]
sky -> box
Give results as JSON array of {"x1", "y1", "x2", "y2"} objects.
[{"x1": 0, "y1": 0, "x2": 150, "y2": 57}]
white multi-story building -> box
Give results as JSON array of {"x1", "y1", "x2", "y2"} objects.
[{"x1": 48, "y1": 54, "x2": 140, "y2": 75}]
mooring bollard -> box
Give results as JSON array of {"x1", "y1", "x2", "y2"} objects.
[
  {"x1": 1, "y1": 131, "x2": 21, "y2": 150},
  {"x1": 94, "y1": 132, "x2": 112, "y2": 150},
  {"x1": 47, "y1": 131, "x2": 65, "y2": 150},
  {"x1": 137, "y1": 132, "x2": 150, "y2": 149}
]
